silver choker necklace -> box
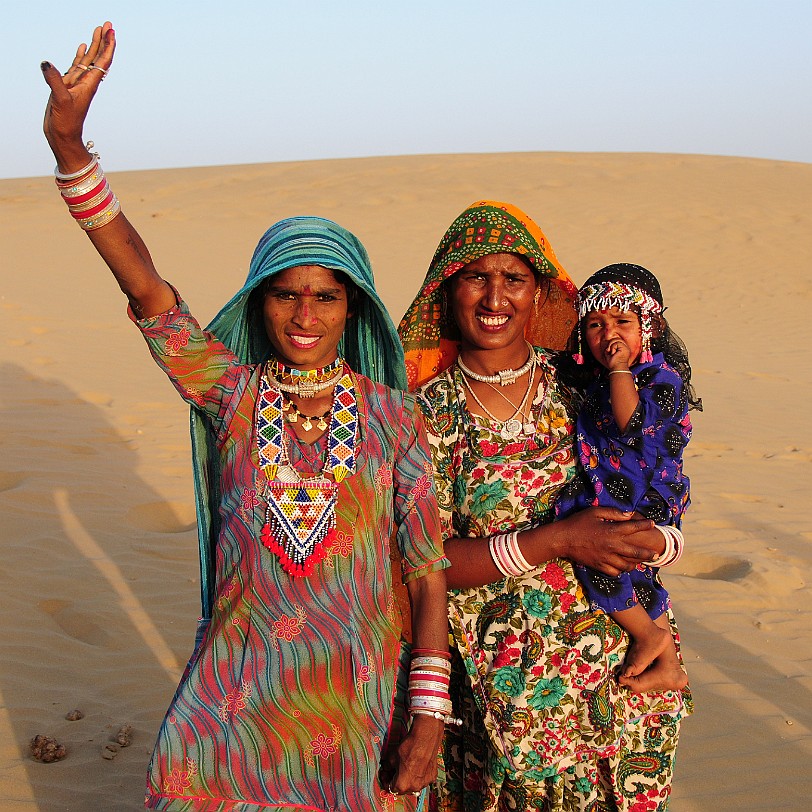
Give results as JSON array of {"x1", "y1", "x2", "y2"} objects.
[
  {"x1": 457, "y1": 344, "x2": 535, "y2": 387},
  {"x1": 266, "y1": 369, "x2": 343, "y2": 398}
]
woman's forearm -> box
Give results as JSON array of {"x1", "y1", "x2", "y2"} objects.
[
  {"x1": 42, "y1": 27, "x2": 175, "y2": 319},
  {"x1": 443, "y1": 508, "x2": 663, "y2": 591},
  {"x1": 406, "y1": 569, "x2": 449, "y2": 651}
]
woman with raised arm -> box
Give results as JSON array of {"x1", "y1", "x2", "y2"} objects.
[
  {"x1": 42, "y1": 23, "x2": 450, "y2": 811},
  {"x1": 399, "y1": 201, "x2": 692, "y2": 811}
]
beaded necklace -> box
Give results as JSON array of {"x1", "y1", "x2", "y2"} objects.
[
  {"x1": 256, "y1": 363, "x2": 358, "y2": 576},
  {"x1": 457, "y1": 342, "x2": 535, "y2": 387},
  {"x1": 267, "y1": 357, "x2": 343, "y2": 398}
]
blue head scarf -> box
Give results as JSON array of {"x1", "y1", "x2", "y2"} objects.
[{"x1": 191, "y1": 216, "x2": 406, "y2": 618}]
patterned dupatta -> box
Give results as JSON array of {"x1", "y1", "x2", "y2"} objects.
[{"x1": 398, "y1": 200, "x2": 578, "y2": 390}]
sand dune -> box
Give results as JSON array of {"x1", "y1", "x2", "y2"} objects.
[{"x1": 1, "y1": 151, "x2": 810, "y2": 810}]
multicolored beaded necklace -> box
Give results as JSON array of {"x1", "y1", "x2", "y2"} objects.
[{"x1": 256, "y1": 360, "x2": 358, "y2": 576}]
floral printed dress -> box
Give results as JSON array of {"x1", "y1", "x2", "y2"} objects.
[
  {"x1": 416, "y1": 348, "x2": 690, "y2": 812},
  {"x1": 134, "y1": 298, "x2": 447, "y2": 811}
]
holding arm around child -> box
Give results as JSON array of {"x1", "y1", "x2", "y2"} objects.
[{"x1": 557, "y1": 263, "x2": 702, "y2": 693}]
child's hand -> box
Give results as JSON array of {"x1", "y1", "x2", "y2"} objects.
[{"x1": 605, "y1": 339, "x2": 632, "y2": 370}]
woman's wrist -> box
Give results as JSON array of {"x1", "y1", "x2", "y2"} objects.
[
  {"x1": 47, "y1": 134, "x2": 94, "y2": 176},
  {"x1": 519, "y1": 522, "x2": 566, "y2": 567}
]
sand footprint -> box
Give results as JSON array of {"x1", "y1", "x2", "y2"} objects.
[
  {"x1": 0, "y1": 471, "x2": 26, "y2": 492},
  {"x1": 676, "y1": 551, "x2": 752, "y2": 582},
  {"x1": 38, "y1": 598, "x2": 111, "y2": 647},
  {"x1": 125, "y1": 501, "x2": 196, "y2": 534}
]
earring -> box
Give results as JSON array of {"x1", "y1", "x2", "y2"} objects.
[
  {"x1": 640, "y1": 313, "x2": 653, "y2": 363},
  {"x1": 533, "y1": 287, "x2": 541, "y2": 306},
  {"x1": 573, "y1": 323, "x2": 584, "y2": 364}
]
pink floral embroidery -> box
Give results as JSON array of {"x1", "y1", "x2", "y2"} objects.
[
  {"x1": 270, "y1": 605, "x2": 307, "y2": 650},
  {"x1": 218, "y1": 680, "x2": 252, "y2": 722},
  {"x1": 241, "y1": 487, "x2": 259, "y2": 512},
  {"x1": 410, "y1": 473, "x2": 432, "y2": 501},
  {"x1": 356, "y1": 657, "x2": 376, "y2": 691},
  {"x1": 374, "y1": 465, "x2": 393, "y2": 493},
  {"x1": 304, "y1": 724, "x2": 342, "y2": 766},
  {"x1": 165, "y1": 327, "x2": 191, "y2": 355},
  {"x1": 163, "y1": 758, "x2": 198, "y2": 794},
  {"x1": 217, "y1": 576, "x2": 238, "y2": 610}
]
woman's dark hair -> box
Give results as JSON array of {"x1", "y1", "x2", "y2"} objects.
[
  {"x1": 245, "y1": 268, "x2": 360, "y2": 363},
  {"x1": 554, "y1": 264, "x2": 702, "y2": 411}
]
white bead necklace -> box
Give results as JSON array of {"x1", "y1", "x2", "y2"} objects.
[{"x1": 457, "y1": 343, "x2": 535, "y2": 387}]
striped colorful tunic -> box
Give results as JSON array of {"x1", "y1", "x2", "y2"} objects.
[{"x1": 135, "y1": 298, "x2": 447, "y2": 811}]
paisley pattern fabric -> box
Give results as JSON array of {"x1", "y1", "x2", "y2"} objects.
[
  {"x1": 136, "y1": 298, "x2": 447, "y2": 811},
  {"x1": 415, "y1": 356, "x2": 691, "y2": 812},
  {"x1": 555, "y1": 353, "x2": 692, "y2": 619}
]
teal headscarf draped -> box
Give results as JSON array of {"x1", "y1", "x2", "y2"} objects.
[{"x1": 190, "y1": 216, "x2": 406, "y2": 619}]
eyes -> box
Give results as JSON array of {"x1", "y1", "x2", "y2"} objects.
[
  {"x1": 585, "y1": 315, "x2": 637, "y2": 330},
  {"x1": 267, "y1": 291, "x2": 342, "y2": 304},
  {"x1": 458, "y1": 271, "x2": 532, "y2": 286}
]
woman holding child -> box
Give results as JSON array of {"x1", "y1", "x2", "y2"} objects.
[{"x1": 399, "y1": 201, "x2": 692, "y2": 811}]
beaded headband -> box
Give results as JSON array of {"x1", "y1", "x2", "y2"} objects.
[{"x1": 574, "y1": 279, "x2": 663, "y2": 365}]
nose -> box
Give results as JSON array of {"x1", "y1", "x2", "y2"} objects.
[
  {"x1": 292, "y1": 296, "x2": 317, "y2": 327},
  {"x1": 483, "y1": 279, "x2": 506, "y2": 310}
]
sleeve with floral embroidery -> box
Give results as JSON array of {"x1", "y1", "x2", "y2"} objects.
[
  {"x1": 391, "y1": 391, "x2": 449, "y2": 581},
  {"x1": 131, "y1": 295, "x2": 251, "y2": 443}
]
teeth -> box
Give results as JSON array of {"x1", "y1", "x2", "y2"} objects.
[
  {"x1": 291, "y1": 335, "x2": 319, "y2": 346},
  {"x1": 478, "y1": 315, "x2": 508, "y2": 327}
]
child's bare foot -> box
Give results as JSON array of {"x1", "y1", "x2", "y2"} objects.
[
  {"x1": 621, "y1": 622, "x2": 672, "y2": 679},
  {"x1": 619, "y1": 633, "x2": 688, "y2": 693}
]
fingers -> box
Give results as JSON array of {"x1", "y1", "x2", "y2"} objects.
[
  {"x1": 40, "y1": 61, "x2": 70, "y2": 97},
  {"x1": 51, "y1": 23, "x2": 115, "y2": 89}
]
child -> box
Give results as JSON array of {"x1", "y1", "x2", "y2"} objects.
[{"x1": 555, "y1": 263, "x2": 702, "y2": 693}]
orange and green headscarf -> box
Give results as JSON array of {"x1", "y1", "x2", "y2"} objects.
[{"x1": 398, "y1": 200, "x2": 578, "y2": 390}]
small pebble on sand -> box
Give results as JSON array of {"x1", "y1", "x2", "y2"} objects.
[{"x1": 30, "y1": 735, "x2": 67, "y2": 763}]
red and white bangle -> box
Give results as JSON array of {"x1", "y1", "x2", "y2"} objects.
[
  {"x1": 489, "y1": 531, "x2": 533, "y2": 577},
  {"x1": 645, "y1": 525, "x2": 684, "y2": 568},
  {"x1": 408, "y1": 647, "x2": 460, "y2": 725},
  {"x1": 55, "y1": 146, "x2": 121, "y2": 231}
]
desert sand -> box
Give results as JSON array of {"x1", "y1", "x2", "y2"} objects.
[{"x1": 1, "y1": 151, "x2": 810, "y2": 810}]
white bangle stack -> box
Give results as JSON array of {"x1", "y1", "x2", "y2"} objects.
[
  {"x1": 489, "y1": 531, "x2": 534, "y2": 577},
  {"x1": 407, "y1": 651, "x2": 462, "y2": 727},
  {"x1": 645, "y1": 525, "x2": 684, "y2": 568}
]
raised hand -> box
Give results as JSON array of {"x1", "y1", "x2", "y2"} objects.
[{"x1": 41, "y1": 22, "x2": 116, "y2": 173}]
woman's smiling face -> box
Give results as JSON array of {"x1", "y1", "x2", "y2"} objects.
[
  {"x1": 261, "y1": 265, "x2": 349, "y2": 370},
  {"x1": 449, "y1": 253, "x2": 537, "y2": 354}
]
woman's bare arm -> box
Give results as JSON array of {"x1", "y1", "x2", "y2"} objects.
[
  {"x1": 386, "y1": 568, "x2": 447, "y2": 795},
  {"x1": 444, "y1": 507, "x2": 664, "y2": 590},
  {"x1": 41, "y1": 23, "x2": 175, "y2": 318}
]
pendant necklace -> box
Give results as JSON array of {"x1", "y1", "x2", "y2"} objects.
[
  {"x1": 460, "y1": 361, "x2": 537, "y2": 441},
  {"x1": 282, "y1": 396, "x2": 332, "y2": 432},
  {"x1": 257, "y1": 363, "x2": 358, "y2": 576}
]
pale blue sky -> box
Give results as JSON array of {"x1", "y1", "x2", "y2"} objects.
[{"x1": 7, "y1": 1, "x2": 811, "y2": 179}]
